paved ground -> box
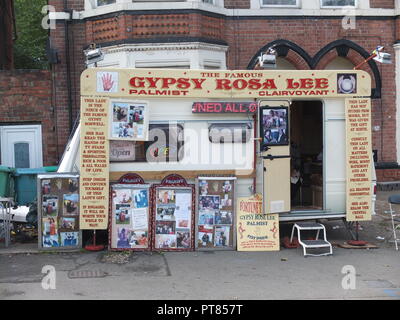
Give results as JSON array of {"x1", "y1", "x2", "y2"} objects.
[{"x1": 0, "y1": 190, "x2": 399, "y2": 300}]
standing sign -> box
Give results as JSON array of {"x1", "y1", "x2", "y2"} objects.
[
  {"x1": 79, "y1": 97, "x2": 110, "y2": 229},
  {"x1": 38, "y1": 173, "x2": 81, "y2": 250},
  {"x1": 152, "y1": 174, "x2": 195, "y2": 251},
  {"x1": 345, "y1": 98, "x2": 373, "y2": 221},
  {"x1": 236, "y1": 194, "x2": 280, "y2": 251},
  {"x1": 109, "y1": 174, "x2": 151, "y2": 251},
  {"x1": 196, "y1": 176, "x2": 237, "y2": 250}
]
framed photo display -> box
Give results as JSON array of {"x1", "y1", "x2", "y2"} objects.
[
  {"x1": 109, "y1": 99, "x2": 149, "y2": 141},
  {"x1": 196, "y1": 176, "x2": 237, "y2": 250},
  {"x1": 109, "y1": 178, "x2": 151, "y2": 251},
  {"x1": 37, "y1": 173, "x2": 81, "y2": 251},
  {"x1": 259, "y1": 106, "x2": 289, "y2": 149},
  {"x1": 151, "y1": 174, "x2": 195, "y2": 251}
]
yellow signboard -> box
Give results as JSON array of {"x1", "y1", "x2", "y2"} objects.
[
  {"x1": 81, "y1": 69, "x2": 371, "y2": 99},
  {"x1": 79, "y1": 97, "x2": 110, "y2": 229},
  {"x1": 345, "y1": 98, "x2": 373, "y2": 221},
  {"x1": 237, "y1": 194, "x2": 280, "y2": 251}
]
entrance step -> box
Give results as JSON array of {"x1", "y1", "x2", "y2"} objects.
[{"x1": 290, "y1": 222, "x2": 333, "y2": 257}]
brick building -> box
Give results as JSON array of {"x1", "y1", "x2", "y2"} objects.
[
  {"x1": 0, "y1": 0, "x2": 57, "y2": 169},
  {"x1": 2, "y1": 0, "x2": 400, "y2": 182}
]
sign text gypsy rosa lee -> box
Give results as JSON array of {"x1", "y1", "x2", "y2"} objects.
[
  {"x1": 128, "y1": 72, "x2": 332, "y2": 97},
  {"x1": 79, "y1": 97, "x2": 110, "y2": 229}
]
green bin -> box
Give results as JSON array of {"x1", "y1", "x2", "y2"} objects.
[
  {"x1": 0, "y1": 165, "x2": 14, "y2": 198},
  {"x1": 14, "y1": 166, "x2": 58, "y2": 206}
]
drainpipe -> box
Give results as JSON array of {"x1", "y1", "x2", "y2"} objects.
[{"x1": 63, "y1": 0, "x2": 73, "y2": 133}]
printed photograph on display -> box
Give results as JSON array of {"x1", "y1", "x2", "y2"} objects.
[
  {"x1": 42, "y1": 217, "x2": 58, "y2": 236},
  {"x1": 55, "y1": 179, "x2": 63, "y2": 190},
  {"x1": 155, "y1": 234, "x2": 177, "y2": 249},
  {"x1": 60, "y1": 217, "x2": 76, "y2": 230},
  {"x1": 42, "y1": 195, "x2": 58, "y2": 216},
  {"x1": 199, "y1": 180, "x2": 209, "y2": 196},
  {"x1": 156, "y1": 221, "x2": 176, "y2": 235},
  {"x1": 133, "y1": 189, "x2": 148, "y2": 208},
  {"x1": 261, "y1": 107, "x2": 289, "y2": 146},
  {"x1": 198, "y1": 210, "x2": 215, "y2": 225},
  {"x1": 199, "y1": 195, "x2": 220, "y2": 210},
  {"x1": 43, "y1": 235, "x2": 59, "y2": 248},
  {"x1": 129, "y1": 105, "x2": 144, "y2": 124},
  {"x1": 220, "y1": 194, "x2": 233, "y2": 208},
  {"x1": 60, "y1": 232, "x2": 79, "y2": 247},
  {"x1": 128, "y1": 230, "x2": 148, "y2": 248},
  {"x1": 214, "y1": 226, "x2": 230, "y2": 247},
  {"x1": 222, "y1": 180, "x2": 232, "y2": 193},
  {"x1": 68, "y1": 178, "x2": 79, "y2": 193},
  {"x1": 63, "y1": 193, "x2": 79, "y2": 216},
  {"x1": 110, "y1": 101, "x2": 147, "y2": 140},
  {"x1": 157, "y1": 189, "x2": 176, "y2": 205},
  {"x1": 176, "y1": 229, "x2": 191, "y2": 248},
  {"x1": 198, "y1": 225, "x2": 213, "y2": 248},
  {"x1": 211, "y1": 181, "x2": 220, "y2": 193},
  {"x1": 176, "y1": 218, "x2": 189, "y2": 228},
  {"x1": 116, "y1": 227, "x2": 132, "y2": 249},
  {"x1": 42, "y1": 180, "x2": 51, "y2": 195},
  {"x1": 114, "y1": 189, "x2": 133, "y2": 204},
  {"x1": 156, "y1": 205, "x2": 176, "y2": 221},
  {"x1": 215, "y1": 211, "x2": 233, "y2": 225},
  {"x1": 115, "y1": 204, "x2": 131, "y2": 225}
]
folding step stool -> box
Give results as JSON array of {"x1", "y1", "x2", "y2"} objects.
[{"x1": 290, "y1": 222, "x2": 333, "y2": 257}]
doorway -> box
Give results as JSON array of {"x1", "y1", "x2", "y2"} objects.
[
  {"x1": 290, "y1": 101, "x2": 323, "y2": 211},
  {"x1": 0, "y1": 125, "x2": 43, "y2": 168}
]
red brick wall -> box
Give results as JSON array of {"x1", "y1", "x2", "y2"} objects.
[
  {"x1": 49, "y1": 0, "x2": 86, "y2": 158},
  {"x1": 369, "y1": 0, "x2": 394, "y2": 8},
  {"x1": 0, "y1": 70, "x2": 57, "y2": 165}
]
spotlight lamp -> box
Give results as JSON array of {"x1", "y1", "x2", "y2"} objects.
[
  {"x1": 256, "y1": 46, "x2": 277, "y2": 69},
  {"x1": 354, "y1": 45, "x2": 392, "y2": 70},
  {"x1": 84, "y1": 43, "x2": 104, "y2": 67}
]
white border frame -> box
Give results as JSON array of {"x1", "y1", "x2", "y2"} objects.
[{"x1": 109, "y1": 99, "x2": 150, "y2": 142}]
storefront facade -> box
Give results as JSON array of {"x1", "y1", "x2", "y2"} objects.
[{"x1": 45, "y1": 67, "x2": 372, "y2": 251}]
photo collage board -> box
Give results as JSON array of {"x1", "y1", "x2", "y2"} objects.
[
  {"x1": 37, "y1": 173, "x2": 81, "y2": 250},
  {"x1": 152, "y1": 175, "x2": 195, "y2": 251},
  {"x1": 110, "y1": 183, "x2": 151, "y2": 250},
  {"x1": 196, "y1": 177, "x2": 237, "y2": 250},
  {"x1": 110, "y1": 100, "x2": 149, "y2": 141}
]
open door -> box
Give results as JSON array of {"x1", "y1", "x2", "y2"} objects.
[{"x1": 259, "y1": 100, "x2": 291, "y2": 214}]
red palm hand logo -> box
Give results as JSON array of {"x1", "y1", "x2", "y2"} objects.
[{"x1": 102, "y1": 73, "x2": 114, "y2": 91}]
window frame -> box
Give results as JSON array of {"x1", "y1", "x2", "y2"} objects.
[
  {"x1": 96, "y1": 0, "x2": 116, "y2": 7},
  {"x1": 260, "y1": 0, "x2": 300, "y2": 8},
  {"x1": 208, "y1": 122, "x2": 253, "y2": 144},
  {"x1": 320, "y1": 0, "x2": 357, "y2": 9}
]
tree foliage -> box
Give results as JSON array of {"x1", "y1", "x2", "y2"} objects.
[{"x1": 13, "y1": 0, "x2": 48, "y2": 69}]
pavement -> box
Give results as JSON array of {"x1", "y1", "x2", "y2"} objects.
[{"x1": 0, "y1": 190, "x2": 399, "y2": 300}]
